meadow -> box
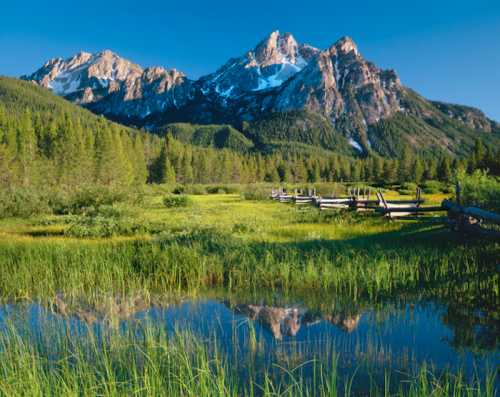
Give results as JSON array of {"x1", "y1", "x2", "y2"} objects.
[{"x1": 0, "y1": 184, "x2": 498, "y2": 396}]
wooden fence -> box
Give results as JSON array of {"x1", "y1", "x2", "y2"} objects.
[{"x1": 270, "y1": 184, "x2": 500, "y2": 240}]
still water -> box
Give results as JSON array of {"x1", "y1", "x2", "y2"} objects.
[{"x1": 0, "y1": 294, "x2": 498, "y2": 393}]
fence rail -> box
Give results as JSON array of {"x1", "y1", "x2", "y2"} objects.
[{"x1": 269, "y1": 184, "x2": 500, "y2": 240}]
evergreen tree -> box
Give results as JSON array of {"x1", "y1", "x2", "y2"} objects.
[
  {"x1": 437, "y1": 156, "x2": 452, "y2": 181},
  {"x1": 413, "y1": 157, "x2": 424, "y2": 184}
]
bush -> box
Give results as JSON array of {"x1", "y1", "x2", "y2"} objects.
[
  {"x1": 422, "y1": 180, "x2": 443, "y2": 194},
  {"x1": 206, "y1": 184, "x2": 241, "y2": 194},
  {"x1": 51, "y1": 187, "x2": 126, "y2": 215},
  {"x1": 65, "y1": 216, "x2": 149, "y2": 238},
  {"x1": 240, "y1": 185, "x2": 269, "y2": 201},
  {"x1": 163, "y1": 195, "x2": 191, "y2": 208},
  {"x1": 457, "y1": 170, "x2": 500, "y2": 212},
  {"x1": 64, "y1": 206, "x2": 150, "y2": 238},
  {"x1": 172, "y1": 185, "x2": 207, "y2": 195},
  {"x1": 398, "y1": 182, "x2": 418, "y2": 196},
  {"x1": 0, "y1": 187, "x2": 51, "y2": 218}
]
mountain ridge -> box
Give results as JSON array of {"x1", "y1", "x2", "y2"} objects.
[{"x1": 22, "y1": 31, "x2": 500, "y2": 157}]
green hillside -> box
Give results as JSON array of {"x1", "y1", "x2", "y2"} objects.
[
  {"x1": 161, "y1": 123, "x2": 254, "y2": 152},
  {"x1": 243, "y1": 110, "x2": 354, "y2": 155}
]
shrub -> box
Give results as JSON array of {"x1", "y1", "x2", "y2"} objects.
[
  {"x1": 398, "y1": 182, "x2": 418, "y2": 196},
  {"x1": 422, "y1": 180, "x2": 443, "y2": 194},
  {"x1": 457, "y1": 170, "x2": 500, "y2": 212},
  {"x1": 52, "y1": 187, "x2": 126, "y2": 215},
  {"x1": 172, "y1": 185, "x2": 185, "y2": 194},
  {"x1": 172, "y1": 185, "x2": 207, "y2": 195},
  {"x1": 163, "y1": 195, "x2": 191, "y2": 208},
  {"x1": 0, "y1": 187, "x2": 51, "y2": 218},
  {"x1": 206, "y1": 185, "x2": 241, "y2": 194},
  {"x1": 240, "y1": 185, "x2": 269, "y2": 201},
  {"x1": 65, "y1": 216, "x2": 149, "y2": 238}
]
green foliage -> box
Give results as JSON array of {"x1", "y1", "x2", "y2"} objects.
[
  {"x1": 1, "y1": 76, "x2": 499, "y2": 198},
  {"x1": 0, "y1": 77, "x2": 151, "y2": 191},
  {"x1": 244, "y1": 110, "x2": 353, "y2": 154},
  {"x1": 65, "y1": 216, "x2": 146, "y2": 238},
  {"x1": 367, "y1": 97, "x2": 500, "y2": 158},
  {"x1": 52, "y1": 187, "x2": 127, "y2": 215},
  {"x1": 457, "y1": 170, "x2": 500, "y2": 212},
  {"x1": 422, "y1": 180, "x2": 444, "y2": 194},
  {"x1": 0, "y1": 187, "x2": 51, "y2": 218},
  {"x1": 163, "y1": 195, "x2": 191, "y2": 208},
  {"x1": 397, "y1": 182, "x2": 418, "y2": 196},
  {"x1": 163, "y1": 122, "x2": 254, "y2": 152},
  {"x1": 205, "y1": 184, "x2": 240, "y2": 194},
  {"x1": 64, "y1": 205, "x2": 149, "y2": 238},
  {"x1": 240, "y1": 185, "x2": 270, "y2": 201}
]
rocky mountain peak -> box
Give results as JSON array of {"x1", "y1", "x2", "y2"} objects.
[
  {"x1": 200, "y1": 31, "x2": 319, "y2": 100},
  {"x1": 23, "y1": 51, "x2": 192, "y2": 118},
  {"x1": 23, "y1": 31, "x2": 497, "y2": 151},
  {"x1": 253, "y1": 30, "x2": 304, "y2": 67},
  {"x1": 332, "y1": 36, "x2": 359, "y2": 56}
]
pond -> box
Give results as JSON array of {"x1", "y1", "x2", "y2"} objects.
[{"x1": 0, "y1": 293, "x2": 498, "y2": 395}]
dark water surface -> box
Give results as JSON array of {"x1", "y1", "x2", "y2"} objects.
[{"x1": 0, "y1": 295, "x2": 498, "y2": 393}]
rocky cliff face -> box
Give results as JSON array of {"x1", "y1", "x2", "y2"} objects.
[
  {"x1": 23, "y1": 50, "x2": 193, "y2": 120},
  {"x1": 24, "y1": 32, "x2": 498, "y2": 155},
  {"x1": 199, "y1": 31, "x2": 319, "y2": 100},
  {"x1": 264, "y1": 36, "x2": 404, "y2": 146}
]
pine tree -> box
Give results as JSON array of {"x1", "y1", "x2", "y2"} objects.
[
  {"x1": 437, "y1": 156, "x2": 452, "y2": 181},
  {"x1": 413, "y1": 157, "x2": 424, "y2": 184},
  {"x1": 16, "y1": 110, "x2": 37, "y2": 186},
  {"x1": 383, "y1": 159, "x2": 398, "y2": 184}
]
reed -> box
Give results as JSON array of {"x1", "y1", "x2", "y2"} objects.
[{"x1": 0, "y1": 320, "x2": 495, "y2": 397}]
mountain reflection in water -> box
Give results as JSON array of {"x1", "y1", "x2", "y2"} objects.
[
  {"x1": 1, "y1": 293, "x2": 497, "y2": 389},
  {"x1": 232, "y1": 303, "x2": 361, "y2": 339}
]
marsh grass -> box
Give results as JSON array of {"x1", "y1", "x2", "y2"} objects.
[
  {"x1": 0, "y1": 193, "x2": 498, "y2": 302},
  {"x1": 0, "y1": 319, "x2": 496, "y2": 397},
  {"x1": 0, "y1": 192, "x2": 498, "y2": 396}
]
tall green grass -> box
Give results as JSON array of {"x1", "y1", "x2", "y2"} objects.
[
  {"x1": 0, "y1": 223, "x2": 498, "y2": 305},
  {"x1": 0, "y1": 320, "x2": 496, "y2": 397}
]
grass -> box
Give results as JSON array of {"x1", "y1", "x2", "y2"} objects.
[
  {"x1": 0, "y1": 318, "x2": 496, "y2": 397},
  {"x1": 0, "y1": 188, "x2": 498, "y2": 396},
  {"x1": 0, "y1": 192, "x2": 497, "y2": 301}
]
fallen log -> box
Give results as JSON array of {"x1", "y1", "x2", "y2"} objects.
[{"x1": 442, "y1": 200, "x2": 500, "y2": 224}]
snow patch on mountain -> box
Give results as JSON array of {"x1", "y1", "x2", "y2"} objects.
[{"x1": 349, "y1": 138, "x2": 363, "y2": 152}]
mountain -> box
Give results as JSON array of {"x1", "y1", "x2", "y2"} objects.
[
  {"x1": 23, "y1": 31, "x2": 500, "y2": 157},
  {"x1": 22, "y1": 50, "x2": 193, "y2": 123},
  {"x1": 198, "y1": 31, "x2": 319, "y2": 100}
]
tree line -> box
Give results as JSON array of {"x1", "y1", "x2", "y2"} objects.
[{"x1": 1, "y1": 104, "x2": 498, "y2": 193}]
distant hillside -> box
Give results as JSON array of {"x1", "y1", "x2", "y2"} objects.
[
  {"x1": 0, "y1": 76, "x2": 155, "y2": 190},
  {"x1": 160, "y1": 123, "x2": 254, "y2": 152}
]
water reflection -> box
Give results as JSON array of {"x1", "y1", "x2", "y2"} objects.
[
  {"x1": 0, "y1": 293, "x2": 498, "y2": 392},
  {"x1": 231, "y1": 303, "x2": 362, "y2": 338}
]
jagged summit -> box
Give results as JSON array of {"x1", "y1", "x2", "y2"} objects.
[
  {"x1": 23, "y1": 50, "x2": 192, "y2": 118},
  {"x1": 199, "y1": 31, "x2": 319, "y2": 98},
  {"x1": 23, "y1": 31, "x2": 498, "y2": 156},
  {"x1": 331, "y1": 36, "x2": 359, "y2": 56}
]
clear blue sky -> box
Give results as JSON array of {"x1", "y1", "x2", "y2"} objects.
[{"x1": 1, "y1": 0, "x2": 499, "y2": 120}]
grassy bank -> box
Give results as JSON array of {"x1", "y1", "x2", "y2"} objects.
[{"x1": 0, "y1": 194, "x2": 498, "y2": 303}]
